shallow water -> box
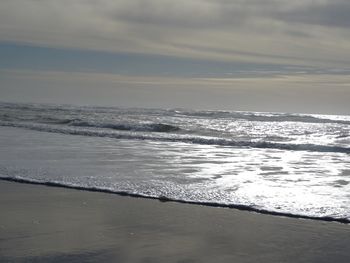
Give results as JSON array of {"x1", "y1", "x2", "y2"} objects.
[{"x1": 0, "y1": 102, "x2": 349, "y2": 221}]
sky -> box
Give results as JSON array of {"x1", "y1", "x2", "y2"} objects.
[{"x1": 1, "y1": 0, "x2": 350, "y2": 114}]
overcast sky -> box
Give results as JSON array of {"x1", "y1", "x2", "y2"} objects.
[{"x1": 1, "y1": 0, "x2": 349, "y2": 114}]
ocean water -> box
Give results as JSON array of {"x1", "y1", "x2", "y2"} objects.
[{"x1": 0, "y1": 102, "x2": 349, "y2": 222}]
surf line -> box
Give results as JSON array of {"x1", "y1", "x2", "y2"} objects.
[{"x1": 1, "y1": 176, "x2": 349, "y2": 225}]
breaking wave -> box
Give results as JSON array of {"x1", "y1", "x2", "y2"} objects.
[
  {"x1": 1, "y1": 121, "x2": 349, "y2": 154},
  {"x1": 69, "y1": 121, "x2": 181, "y2": 133},
  {"x1": 175, "y1": 109, "x2": 350, "y2": 125},
  {"x1": 1, "y1": 102, "x2": 350, "y2": 125}
]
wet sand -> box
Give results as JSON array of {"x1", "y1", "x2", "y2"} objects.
[{"x1": 1, "y1": 180, "x2": 350, "y2": 263}]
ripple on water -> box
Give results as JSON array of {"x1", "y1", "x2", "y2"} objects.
[
  {"x1": 340, "y1": 169, "x2": 350, "y2": 176},
  {"x1": 260, "y1": 166, "x2": 283, "y2": 171},
  {"x1": 332, "y1": 180, "x2": 349, "y2": 188}
]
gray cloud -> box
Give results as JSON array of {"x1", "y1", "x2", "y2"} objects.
[
  {"x1": 106, "y1": 0, "x2": 350, "y2": 29},
  {"x1": 108, "y1": 0, "x2": 222, "y2": 28},
  {"x1": 105, "y1": 0, "x2": 289, "y2": 29},
  {"x1": 1, "y1": 0, "x2": 350, "y2": 68},
  {"x1": 273, "y1": 0, "x2": 350, "y2": 28}
]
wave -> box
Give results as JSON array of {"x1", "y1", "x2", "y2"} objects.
[
  {"x1": 38, "y1": 117, "x2": 75, "y2": 125},
  {"x1": 1, "y1": 176, "x2": 349, "y2": 224},
  {"x1": 0, "y1": 112, "x2": 181, "y2": 133},
  {"x1": 174, "y1": 109, "x2": 350, "y2": 125},
  {"x1": 1, "y1": 121, "x2": 349, "y2": 154},
  {"x1": 69, "y1": 121, "x2": 181, "y2": 133},
  {"x1": 2, "y1": 102, "x2": 350, "y2": 125}
]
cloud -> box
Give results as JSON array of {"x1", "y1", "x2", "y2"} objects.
[
  {"x1": 273, "y1": 0, "x2": 350, "y2": 28},
  {"x1": 108, "y1": 0, "x2": 350, "y2": 29},
  {"x1": 0, "y1": 0, "x2": 350, "y2": 68}
]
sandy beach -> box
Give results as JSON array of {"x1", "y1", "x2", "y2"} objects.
[{"x1": 0, "y1": 180, "x2": 349, "y2": 263}]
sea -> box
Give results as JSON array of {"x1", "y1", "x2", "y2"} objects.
[{"x1": 0, "y1": 102, "x2": 349, "y2": 223}]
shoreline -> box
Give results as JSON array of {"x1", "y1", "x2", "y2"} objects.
[
  {"x1": 1, "y1": 177, "x2": 349, "y2": 225},
  {"x1": 1, "y1": 180, "x2": 350, "y2": 262}
]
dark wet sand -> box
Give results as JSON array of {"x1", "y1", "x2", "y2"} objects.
[{"x1": 1, "y1": 181, "x2": 350, "y2": 263}]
